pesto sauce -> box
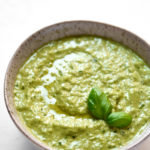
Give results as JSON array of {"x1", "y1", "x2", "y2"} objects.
[{"x1": 14, "y1": 36, "x2": 150, "y2": 150}]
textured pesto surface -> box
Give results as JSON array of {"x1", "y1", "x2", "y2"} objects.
[{"x1": 14, "y1": 36, "x2": 150, "y2": 150}]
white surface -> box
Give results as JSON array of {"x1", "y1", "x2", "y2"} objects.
[{"x1": 0, "y1": 0, "x2": 150, "y2": 149}]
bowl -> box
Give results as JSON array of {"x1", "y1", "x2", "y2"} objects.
[{"x1": 4, "y1": 21, "x2": 150, "y2": 150}]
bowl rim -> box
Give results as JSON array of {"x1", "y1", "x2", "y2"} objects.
[{"x1": 4, "y1": 20, "x2": 150, "y2": 150}]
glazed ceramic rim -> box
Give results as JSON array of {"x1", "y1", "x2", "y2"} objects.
[{"x1": 4, "y1": 20, "x2": 150, "y2": 150}]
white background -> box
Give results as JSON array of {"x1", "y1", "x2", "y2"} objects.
[{"x1": 0, "y1": 0, "x2": 150, "y2": 149}]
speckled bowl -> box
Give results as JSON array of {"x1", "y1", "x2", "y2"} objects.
[{"x1": 4, "y1": 21, "x2": 150, "y2": 150}]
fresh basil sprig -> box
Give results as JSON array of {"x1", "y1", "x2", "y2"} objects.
[
  {"x1": 87, "y1": 87, "x2": 132, "y2": 128},
  {"x1": 107, "y1": 112, "x2": 132, "y2": 128},
  {"x1": 88, "y1": 87, "x2": 112, "y2": 120}
]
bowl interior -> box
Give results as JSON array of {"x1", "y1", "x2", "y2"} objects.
[{"x1": 4, "y1": 21, "x2": 150, "y2": 150}]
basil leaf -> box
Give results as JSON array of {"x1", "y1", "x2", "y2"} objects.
[
  {"x1": 107, "y1": 112, "x2": 132, "y2": 128},
  {"x1": 88, "y1": 87, "x2": 112, "y2": 120}
]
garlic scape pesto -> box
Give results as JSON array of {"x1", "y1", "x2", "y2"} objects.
[{"x1": 14, "y1": 36, "x2": 150, "y2": 150}]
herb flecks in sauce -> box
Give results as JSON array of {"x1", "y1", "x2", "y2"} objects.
[{"x1": 14, "y1": 36, "x2": 150, "y2": 150}]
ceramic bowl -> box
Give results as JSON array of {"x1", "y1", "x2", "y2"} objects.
[{"x1": 4, "y1": 21, "x2": 150, "y2": 150}]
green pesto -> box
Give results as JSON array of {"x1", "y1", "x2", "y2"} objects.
[{"x1": 14, "y1": 36, "x2": 150, "y2": 150}]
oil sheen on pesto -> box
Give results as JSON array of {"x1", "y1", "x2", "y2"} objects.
[{"x1": 14, "y1": 36, "x2": 150, "y2": 150}]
